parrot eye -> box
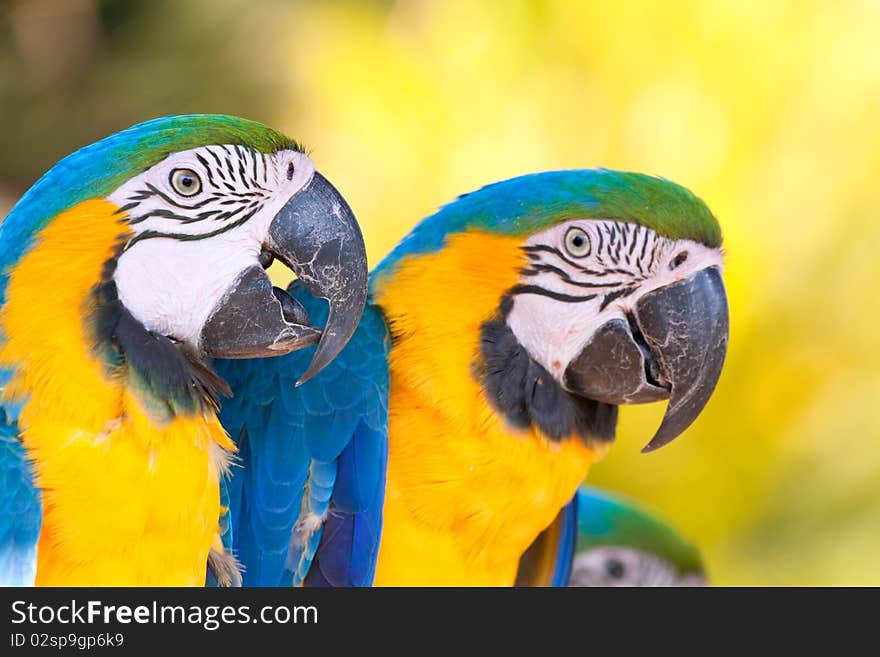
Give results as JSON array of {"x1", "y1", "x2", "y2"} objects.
[
  {"x1": 605, "y1": 559, "x2": 626, "y2": 580},
  {"x1": 564, "y1": 227, "x2": 591, "y2": 257},
  {"x1": 170, "y1": 168, "x2": 202, "y2": 197}
]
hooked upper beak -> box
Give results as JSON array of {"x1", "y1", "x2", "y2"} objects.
[
  {"x1": 563, "y1": 267, "x2": 729, "y2": 452},
  {"x1": 201, "y1": 171, "x2": 368, "y2": 384}
]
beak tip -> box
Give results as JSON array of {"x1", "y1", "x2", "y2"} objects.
[
  {"x1": 641, "y1": 403, "x2": 705, "y2": 453},
  {"x1": 640, "y1": 436, "x2": 667, "y2": 454},
  {"x1": 295, "y1": 363, "x2": 321, "y2": 387},
  {"x1": 294, "y1": 364, "x2": 322, "y2": 387}
]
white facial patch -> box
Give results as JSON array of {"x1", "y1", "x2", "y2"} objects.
[
  {"x1": 109, "y1": 146, "x2": 315, "y2": 346},
  {"x1": 505, "y1": 219, "x2": 724, "y2": 383}
]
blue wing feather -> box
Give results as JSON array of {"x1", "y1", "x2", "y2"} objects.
[
  {"x1": 551, "y1": 494, "x2": 578, "y2": 587},
  {"x1": 0, "y1": 409, "x2": 41, "y2": 586},
  {"x1": 304, "y1": 418, "x2": 387, "y2": 586},
  {"x1": 215, "y1": 282, "x2": 390, "y2": 587}
]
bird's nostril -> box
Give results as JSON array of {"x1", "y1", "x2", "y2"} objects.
[{"x1": 670, "y1": 251, "x2": 689, "y2": 270}]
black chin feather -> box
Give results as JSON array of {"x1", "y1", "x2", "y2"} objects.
[
  {"x1": 87, "y1": 244, "x2": 231, "y2": 422},
  {"x1": 476, "y1": 307, "x2": 617, "y2": 445}
]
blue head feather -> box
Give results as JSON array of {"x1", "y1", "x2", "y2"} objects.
[{"x1": 372, "y1": 168, "x2": 720, "y2": 287}]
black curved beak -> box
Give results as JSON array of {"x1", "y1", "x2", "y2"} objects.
[
  {"x1": 264, "y1": 172, "x2": 368, "y2": 384},
  {"x1": 201, "y1": 172, "x2": 368, "y2": 384},
  {"x1": 564, "y1": 267, "x2": 728, "y2": 452}
]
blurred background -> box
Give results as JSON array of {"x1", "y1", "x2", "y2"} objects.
[{"x1": 1, "y1": 0, "x2": 878, "y2": 585}]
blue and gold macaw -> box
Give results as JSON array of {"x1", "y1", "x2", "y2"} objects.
[
  {"x1": 217, "y1": 169, "x2": 729, "y2": 586},
  {"x1": 0, "y1": 115, "x2": 367, "y2": 585},
  {"x1": 516, "y1": 486, "x2": 706, "y2": 586}
]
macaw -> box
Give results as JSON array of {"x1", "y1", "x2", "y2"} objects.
[
  {"x1": 516, "y1": 486, "x2": 706, "y2": 586},
  {"x1": 216, "y1": 168, "x2": 729, "y2": 586},
  {"x1": 0, "y1": 114, "x2": 367, "y2": 586}
]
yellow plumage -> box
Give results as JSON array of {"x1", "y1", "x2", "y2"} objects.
[
  {"x1": 0, "y1": 200, "x2": 233, "y2": 585},
  {"x1": 371, "y1": 232, "x2": 604, "y2": 585}
]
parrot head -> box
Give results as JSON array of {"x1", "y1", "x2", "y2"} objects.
[
  {"x1": 569, "y1": 486, "x2": 706, "y2": 586},
  {"x1": 0, "y1": 115, "x2": 368, "y2": 387},
  {"x1": 374, "y1": 169, "x2": 728, "y2": 451}
]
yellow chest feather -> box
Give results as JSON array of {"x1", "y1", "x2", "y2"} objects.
[
  {"x1": 371, "y1": 232, "x2": 603, "y2": 585},
  {"x1": 0, "y1": 200, "x2": 232, "y2": 585}
]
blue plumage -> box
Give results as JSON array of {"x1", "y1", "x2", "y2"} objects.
[
  {"x1": 302, "y1": 418, "x2": 387, "y2": 586},
  {"x1": 0, "y1": 410, "x2": 40, "y2": 586},
  {"x1": 550, "y1": 495, "x2": 578, "y2": 587},
  {"x1": 215, "y1": 281, "x2": 390, "y2": 586}
]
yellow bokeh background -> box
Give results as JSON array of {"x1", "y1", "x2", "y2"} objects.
[{"x1": 2, "y1": 0, "x2": 879, "y2": 584}]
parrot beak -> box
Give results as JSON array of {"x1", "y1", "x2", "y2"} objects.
[
  {"x1": 563, "y1": 267, "x2": 728, "y2": 452},
  {"x1": 200, "y1": 172, "x2": 368, "y2": 384},
  {"x1": 264, "y1": 172, "x2": 368, "y2": 384}
]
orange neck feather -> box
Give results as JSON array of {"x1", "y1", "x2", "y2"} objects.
[
  {"x1": 0, "y1": 200, "x2": 232, "y2": 585},
  {"x1": 371, "y1": 231, "x2": 602, "y2": 585}
]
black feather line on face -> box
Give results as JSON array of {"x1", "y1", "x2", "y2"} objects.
[
  {"x1": 196, "y1": 153, "x2": 218, "y2": 187},
  {"x1": 521, "y1": 245, "x2": 632, "y2": 277},
  {"x1": 475, "y1": 304, "x2": 617, "y2": 445},
  {"x1": 508, "y1": 284, "x2": 597, "y2": 303},
  {"x1": 127, "y1": 207, "x2": 220, "y2": 226},
  {"x1": 521, "y1": 244, "x2": 593, "y2": 274},
  {"x1": 251, "y1": 150, "x2": 260, "y2": 182},
  {"x1": 87, "y1": 241, "x2": 231, "y2": 422},
  {"x1": 235, "y1": 146, "x2": 249, "y2": 183},
  {"x1": 520, "y1": 262, "x2": 628, "y2": 289},
  {"x1": 599, "y1": 285, "x2": 638, "y2": 311},
  {"x1": 207, "y1": 147, "x2": 228, "y2": 180},
  {"x1": 123, "y1": 208, "x2": 258, "y2": 250},
  {"x1": 628, "y1": 225, "x2": 641, "y2": 259}
]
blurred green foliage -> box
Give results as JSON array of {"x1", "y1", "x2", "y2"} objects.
[{"x1": 2, "y1": 0, "x2": 878, "y2": 584}]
